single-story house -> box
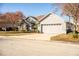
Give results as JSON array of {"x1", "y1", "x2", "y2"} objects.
[
  {"x1": 36, "y1": 12, "x2": 74, "y2": 34},
  {"x1": 0, "y1": 12, "x2": 75, "y2": 34}
]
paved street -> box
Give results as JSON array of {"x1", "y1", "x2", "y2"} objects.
[{"x1": 0, "y1": 34, "x2": 79, "y2": 56}]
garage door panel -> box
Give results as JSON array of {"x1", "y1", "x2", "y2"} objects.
[{"x1": 42, "y1": 24, "x2": 62, "y2": 34}]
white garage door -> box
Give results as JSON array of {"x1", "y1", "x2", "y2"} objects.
[{"x1": 42, "y1": 24, "x2": 63, "y2": 34}]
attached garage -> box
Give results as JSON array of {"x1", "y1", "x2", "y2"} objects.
[
  {"x1": 38, "y1": 13, "x2": 67, "y2": 34},
  {"x1": 41, "y1": 24, "x2": 63, "y2": 34}
]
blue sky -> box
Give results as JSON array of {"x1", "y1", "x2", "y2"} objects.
[
  {"x1": 0, "y1": 3, "x2": 69, "y2": 21},
  {"x1": 0, "y1": 3, "x2": 53, "y2": 16}
]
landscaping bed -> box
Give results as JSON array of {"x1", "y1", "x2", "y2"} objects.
[{"x1": 50, "y1": 33, "x2": 79, "y2": 43}]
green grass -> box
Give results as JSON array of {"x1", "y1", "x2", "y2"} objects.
[{"x1": 51, "y1": 33, "x2": 79, "y2": 42}]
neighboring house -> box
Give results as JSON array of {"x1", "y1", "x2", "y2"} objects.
[
  {"x1": 37, "y1": 13, "x2": 74, "y2": 34},
  {"x1": 25, "y1": 16, "x2": 39, "y2": 32},
  {"x1": 18, "y1": 16, "x2": 39, "y2": 32},
  {"x1": 17, "y1": 19, "x2": 27, "y2": 31}
]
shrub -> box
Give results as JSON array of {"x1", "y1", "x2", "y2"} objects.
[
  {"x1": 73, "y1": 33, "x2": 78, "y2": 38},
  {"x1": 51, "y1": 33, "x2": 79, "y2": 42},
  {"x1": 21, "y1": 30, "x2": 27, "y2": 33}
]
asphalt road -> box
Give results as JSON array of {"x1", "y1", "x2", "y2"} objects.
[{"x1": 0, "y1": 37, "x2": 79, "y2": 56}]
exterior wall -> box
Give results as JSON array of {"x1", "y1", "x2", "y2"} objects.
[
  {"x1": 18, "y1": 23, "x2": 27, "y2": 31},
  {"x1": 38, "y1": 13, "x2": 67, "y2": 34}
]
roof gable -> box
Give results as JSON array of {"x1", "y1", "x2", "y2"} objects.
[
  {"x1": 39, "y1": 13, "x2": 51, "y2": 22},
  {"x1": 35, "y1": 15, "x2": 45, "y2": 21},
  {"x1": 25, "y1": 16, "x2": 38, "y2": 22},
  {"x1": 39, "y1": 13, "x2": 65, "y2": 23}
]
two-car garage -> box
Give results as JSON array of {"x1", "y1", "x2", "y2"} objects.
[{"x1": 41, "y1": 24, "x2": 63, "y2": 34}]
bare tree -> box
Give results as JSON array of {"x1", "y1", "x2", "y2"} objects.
[
  {"x1": 61, "y1": 3, "x2": 79, "y2": 34},
  {"x1": 0, "y1": 11, "x2": 25, "y2": 31}
]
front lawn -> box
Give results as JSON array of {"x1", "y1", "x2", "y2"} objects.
[
  {"x1": 51, "y1": 33, "x2": 79, "y2": 42},
  {"x1": 0, "y1": 31, "x2": 29, "y2": 36}
]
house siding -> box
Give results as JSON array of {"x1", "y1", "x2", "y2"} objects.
[{"x1": 38, "y1": 13, "x2": 67, "y2": 34}]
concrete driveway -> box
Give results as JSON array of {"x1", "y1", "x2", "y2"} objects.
[{"x1": 0, "y1": 33, "x2": 56, "y2": 40}]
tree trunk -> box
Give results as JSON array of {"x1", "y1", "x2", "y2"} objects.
[
  {"x1": 74, "y1": 18, "x2": 77, "y2": 34},
  {"x1": 72, "y1": 18, "x2": 78, "y2": 38}
]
